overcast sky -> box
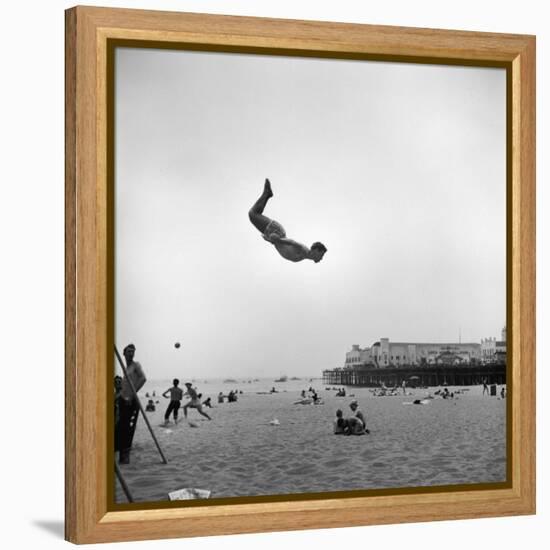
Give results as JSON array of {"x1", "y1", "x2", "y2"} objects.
[{"x1": 115, "y1": 48, "x2": 506, "y2": 379}]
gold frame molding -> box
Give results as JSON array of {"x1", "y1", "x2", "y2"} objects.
[{"x1": 65, "y1": 5, "x2": 535, "y2": 544}]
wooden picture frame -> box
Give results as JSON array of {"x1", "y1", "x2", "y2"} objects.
[{"x1": 65, "y1": 5, "x2": 536, "y2": 544}]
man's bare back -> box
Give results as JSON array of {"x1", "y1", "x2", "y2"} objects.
[
  {"x1": 248, "y1": 179, "x2": 327, "y2": 263},
  {"x1": 264, "y1": 234, "x2": 309, "y2": 262}
]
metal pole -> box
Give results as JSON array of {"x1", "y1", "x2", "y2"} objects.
[
  {"x1": 114, "y1": 345, "x2": 168, "y2": 464},
  {"x1": 115, "y1": 461, "x2": 134, "y2": 503}
]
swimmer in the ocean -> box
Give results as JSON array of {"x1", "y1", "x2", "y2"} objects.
[{"x1": 248, "y1": 179, "x2": 327, "y2": 263}]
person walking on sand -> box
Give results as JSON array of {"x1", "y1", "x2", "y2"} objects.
[
  {"x1": 248, "y1": 178, "x2": 327, "y2": 263},
  {"x1": 182, "y1": 383, "x2": 212, "y2": 420},
  {"x1": 162, "y1": 378, "x2": 183, "y2": 425},
  {"x1": 483, "y1": 378, "x2": 489, "y2": 396}
]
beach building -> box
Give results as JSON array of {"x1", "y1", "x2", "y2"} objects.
[
  {"x1": 344, "y1": 345, "x2": 373, "y2": 366},
  {"x1": 481, "y1": 337, "x2": 497, "y2": 361},
  {"x1": 481, "y1": 326, "x2": 507, "y2": 364},
  {"x1": 346, "y1": 338, "x2": 481, "y2": 368},
  {"x1": 325, "y1": 328, "x2": 507, "y2": 387}
]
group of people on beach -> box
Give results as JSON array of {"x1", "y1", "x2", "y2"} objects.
[
  {"x1": 297, "y1": 388, "x2": 321, "y2": 403},
  {"x1": 334, "y1": 400, "x2": 370, "y2": 436},
  {"x1": 161, "y1": 378, "x2": 212, "y2": 426},
  {"x1": 115, "y1": 178, "x2": 327, "y2": 464},
  {"x1": 114, "y1": 343, "x2": 215, "y2": 465}
]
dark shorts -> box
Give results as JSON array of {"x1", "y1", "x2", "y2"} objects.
[{"x1": 165, "y1": 400, "x2": 181, "y2": 419}]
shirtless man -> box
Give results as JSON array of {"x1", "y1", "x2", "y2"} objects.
[
  {"x1": 182, "y1": 383, "x2": 212, "y2": 420},
  {"x1": 248, "y1": 179, "x2": 327, "y2": 263},
  {"x1": 162, "y1": 378, "x2": 184, "y2": 425},
  {"x1": 116, "y1": 344, "x2": 147, "y2": 464}
]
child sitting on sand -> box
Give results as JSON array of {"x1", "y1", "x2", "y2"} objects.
[{"x1": 248, "y1": 179, "x2": 327, "y2": 263}]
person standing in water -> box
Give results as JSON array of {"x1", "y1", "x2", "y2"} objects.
[{"x1": 248, "y1": 179, "x2": 327, "y2": 263}]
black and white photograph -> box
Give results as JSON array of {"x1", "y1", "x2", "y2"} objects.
[{"x1": 113, "y1": 46, "x2": 507, "y2": 504}]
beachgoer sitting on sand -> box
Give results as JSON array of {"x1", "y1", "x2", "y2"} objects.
[
  {"x1": 333, "y1": 409, "x2": 366, "y2": 436},
  {"x1": 295, "y1": 399, "x2": 312, "y2": 405},
  {"x1": 334, "y1": 410, "x2": 346, "y2": 434},
  {"x1": 248, "y1": 179, "x2": 327, "y2": 263},
  {"x1": 345, "y1": 416, "x2": 366, "y2": 435},
  {"x1": 349, "y1": 400, "x2": 370, "y2": 434},
  {"x1": 182, "y1": 383, "x2": 212, "y2": 420},
  {"x1": 202, "y1": 397, "x2": 212, "y2": 408},
  {"x1": 162, "y1": 379, "x2": 183, "y2": 425},
  {"x1": 145, "y1": 399, "x2": 156, "y2": 412}
]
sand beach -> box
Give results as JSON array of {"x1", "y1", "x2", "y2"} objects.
[{"x1": 116, "y1": 380, "x2": 506, "y2": 503}]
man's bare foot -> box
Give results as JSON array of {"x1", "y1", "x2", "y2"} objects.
[{"x1": 264, "y1": 178, "x2": 273, "y2": 198}]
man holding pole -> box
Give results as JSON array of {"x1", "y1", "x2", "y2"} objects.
[{"x1": 115, "y1": 343, "x2": 146, "y2": 464}]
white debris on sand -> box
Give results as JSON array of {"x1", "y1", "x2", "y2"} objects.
[{"x1": 168, "y1": 488, "x2": 211, "y2": 501}]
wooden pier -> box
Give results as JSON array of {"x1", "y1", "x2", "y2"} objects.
[{"x1": 322, "y1": 363, "x2": 506, "y2": 387}]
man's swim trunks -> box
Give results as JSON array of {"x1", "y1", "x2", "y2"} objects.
[{"x1": 264, "y1": 219, "x2": 286, "y2": 239}]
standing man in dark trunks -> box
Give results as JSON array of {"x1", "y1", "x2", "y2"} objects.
[
  {"x1": 248, "y1": 179, "x2": 327, "y2": 263},
  {"x1": 115, "y1": 343, "x2": 147, "y2": 464},
  {"x1": 162, "y1": 378, "x2": 183, "y2": 426}
]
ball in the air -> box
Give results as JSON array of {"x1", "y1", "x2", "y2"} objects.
[{"x1": 174, "y1": 342, "x2": 181, "y2": 349}]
